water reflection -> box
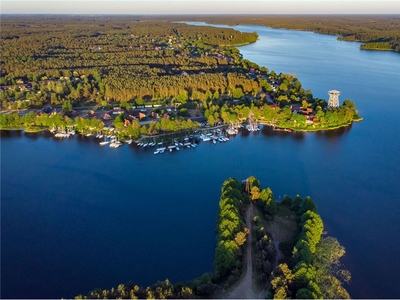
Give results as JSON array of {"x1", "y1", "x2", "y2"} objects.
[
  {"x1": 315, "y1": 124, "x2": 352, "y2": 140},
  {"x1": 0, "y1": 130, "x2": 24, "y2": 139},
  {"x1": 260, "y1": 125, "x2": 292, "y2": 138}
]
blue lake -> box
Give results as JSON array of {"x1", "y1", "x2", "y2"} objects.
[{"x1": 2, "y1": 23, "x2": 400, "y2": 298}]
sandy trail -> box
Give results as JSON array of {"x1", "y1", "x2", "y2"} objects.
[{"x1": 222, "y1": 202, "x2": 264, "y2": 299}]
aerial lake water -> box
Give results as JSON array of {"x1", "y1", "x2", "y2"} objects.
[{"x1": 2, "y1": 23, "x2": 400, "y2": 298}]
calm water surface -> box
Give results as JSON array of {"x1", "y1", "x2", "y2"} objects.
[{"x1": 2, "y1": 23, "x2": 400, "y2": 298}]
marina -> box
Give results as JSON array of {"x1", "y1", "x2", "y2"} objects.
[{"x1": 48, "y1": 123, "x2": 257, "y2": 154}]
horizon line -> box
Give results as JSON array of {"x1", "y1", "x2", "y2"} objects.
[{"x1": 2, "y1": 13, "x2": 400, "y2": 16}]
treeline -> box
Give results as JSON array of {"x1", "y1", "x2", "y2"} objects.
[
  {"x1": 204, "y1": 98, "x2": 361, "y2": 130},
  {"x1": 247, "y1": 175, "x2": 351, "y2": 299},
  {"x1": 164, "y1": 15, "x2": 400, "y2": 52},
  {"x1": 214, "y1": 178, "x2": 249, "y2": 287},
  {"x1": 360, "y1": 42, "x2": 393, "y2": 50},
  {"x1": 0, "y1": 111, "x2": 201, "y2": 138}
]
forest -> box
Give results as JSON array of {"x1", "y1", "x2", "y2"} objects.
[
  {"x1": 0, "y1": 16, "x2": 258, "y2": 111},
  {"x1": 0, "y1": 16, "x2": 361, "y2": 136},
  {"x1": 76, "y1": 177, "x2": 350, "y2": 299}
]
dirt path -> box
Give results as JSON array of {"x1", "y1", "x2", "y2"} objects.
[
  {"x1": 222, "y1": 202, "x2": 264, "y2": 299},
  {"x1": 268, "y1": 214, "x2": 298, "y2": 268}
]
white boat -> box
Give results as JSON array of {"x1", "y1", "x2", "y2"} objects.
[
  {"x1": 126, "y1": 139, "x2": 133, "y2": 144},
  {"x1": 154, "y1": 150, "x2": 160, "y2": 155},
  {"x1": 142, "y1": 143, "x2": 148, "y2": 147},
  {"x1": 99, "y1": 141, "x2": 109, "y2": 146},
  {"x1": 176, "y1": 147, "x2": 180, "y2": 151},
  {"x1": 86, "y1": 133, "x2": 91, "y2": 137},
  {"x1": 191, "y1": 143, "x2": 197, "y2": 147},
  {"x1": 110, "y1": 141, "x2": 122, "y2": 148},
  {"x1": 213, "y1": 139, "x2": 217, "y2": 144}
]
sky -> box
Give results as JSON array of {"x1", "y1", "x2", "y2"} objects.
[{"x1": 1, "y1": 0, "x2": 400, "y2": 15}]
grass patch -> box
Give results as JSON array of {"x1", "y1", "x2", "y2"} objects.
[{"x1": 25, "y1": 125, "x2": 48, "y2": 133}]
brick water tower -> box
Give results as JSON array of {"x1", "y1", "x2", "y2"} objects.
[{"x1": 328, "y1": 90, "x2": 340, "y2": 108}]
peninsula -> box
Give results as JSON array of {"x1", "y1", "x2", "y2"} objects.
[
  {"x1": 1, "y1": 16, "x2": 361, "y2": 142},
  {"x1": 76, "y1": 177, "x2": 351, "y2": 299}
]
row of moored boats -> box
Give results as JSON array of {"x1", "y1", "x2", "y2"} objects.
[{"x1": 199, "y1": 132, "x2": 230, "y2": 144}]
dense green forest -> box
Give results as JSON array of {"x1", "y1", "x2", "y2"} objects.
[
  {"x1": 247, "y1": 176, "x2": 351, "y2": 299},
  {"x1": 1, "y1": 16, "x2": 362, "y2": 136},
  {"x1": 76, "y1": 177, "x2": 350, "y2": 299},
  {"x1": 162, "y1": 14, "x2": 400, "y2": 52}
]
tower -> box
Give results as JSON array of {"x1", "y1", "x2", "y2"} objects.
[{"x1": 328, "y1": 90, "x2": 340, "y2": 108}]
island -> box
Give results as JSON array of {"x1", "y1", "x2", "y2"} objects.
[
  {"x1": 1, "y1": 16, "x2": 361, "y2": 145},
  {"x1": 76, "y1": 176, "x2": 350, "y2": 299}
]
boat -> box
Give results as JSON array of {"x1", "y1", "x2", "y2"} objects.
[
  {"x1": 154, "y1": 149, "x2": 160, "y2": 155},
  {"x1": 110, "y1": 141, "x2": 122, "y2": 148},
  {"x1": 191, "y1": 143, "x2": 197, "y2": 147},
  {"x1": 213, "y1": 139, "x2": 217, "y2": 144},
  {"x1": 142, "y1": 143, "x2": 148, "y2": 148},
  {"x1": 126, "y1": 139, "x2": 133, "y2": 144}
]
